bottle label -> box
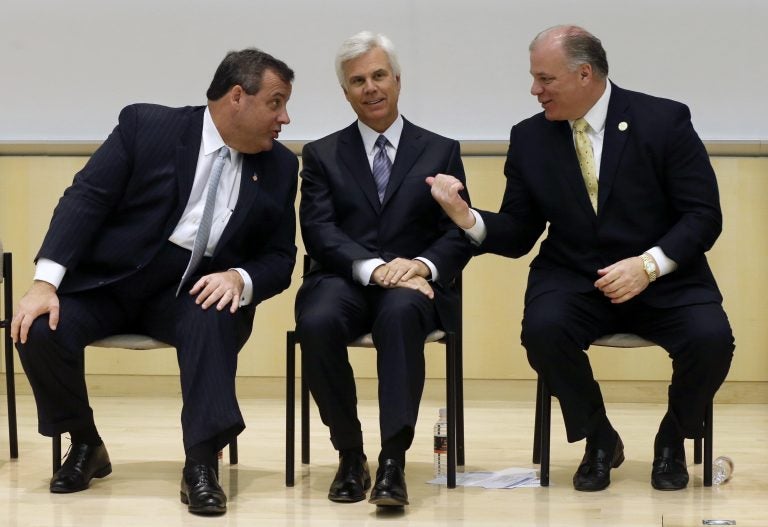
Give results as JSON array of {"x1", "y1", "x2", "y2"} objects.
[{"x1": 434, "y1": 435, "x2": 447, "y2": 454}]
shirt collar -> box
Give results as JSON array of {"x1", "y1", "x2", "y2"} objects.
[
  {"x1": 357, "y1": 115, "x2": 403, "y2": 155},
  {"x1": 570, "y1": 80, "x2": 611, "y2": 133},
  {"x1": 203, "y1": 106, "x2": 230, "y2": 156}
]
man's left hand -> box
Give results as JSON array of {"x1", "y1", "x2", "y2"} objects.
[
  {"x1": 595, "y1": 257, "x2": 650, "y2": 304},
  {"x1": 189, "y1": 270, "x2": 244, "y2": 313}
]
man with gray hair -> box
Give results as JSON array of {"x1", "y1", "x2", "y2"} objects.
[
  {"x1": 429, "y1": 25, "x2": 733, "y2": 491},
  {"x1": 295, "y1": 30, "x2": 472, "y2": 507}
]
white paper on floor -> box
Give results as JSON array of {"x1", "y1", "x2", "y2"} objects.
[{"x1": 427, "y1": 467, "x2": 540, "y2": 488}]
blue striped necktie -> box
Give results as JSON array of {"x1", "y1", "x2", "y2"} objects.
[
  {"x1": 177, "y1": 146, "x2": 230, "y2": 295},
  {"x1": 372, "y1": 135, "x2": 392, "y2": 203}
]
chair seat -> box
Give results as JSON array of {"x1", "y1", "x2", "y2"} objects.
[
  {"x1": 591, "y1": 333, "x2": 654, "y2": 348},
  {"x1": 89, "y1": 334, "x2": 170, "y2": 350},
  {"x1": 349, "y1": 329, "x2": 447, "y2": 347}
]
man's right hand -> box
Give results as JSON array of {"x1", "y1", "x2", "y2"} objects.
[
  {"x1": 426, "y1": 174, "x2": 476, "y2": 230},
  {"x1": 11, "y1": 280, "x2": 60, "y2": 344}
]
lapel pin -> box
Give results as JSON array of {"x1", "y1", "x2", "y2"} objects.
[
  {"x1": 252, "y1": 174, "x2": 258, "y2": 181},
  {"x1": 618, "y1": 121, "x2": 628, "y2": 131}
]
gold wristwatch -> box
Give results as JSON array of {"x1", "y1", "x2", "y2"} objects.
[{"x1": 640, "y1": 252, "x2": 657, "y2": 282}]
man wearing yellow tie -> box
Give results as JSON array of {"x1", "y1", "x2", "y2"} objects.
[{"x1": 428, "y1": 25, "x2": 734, "y2": 492}]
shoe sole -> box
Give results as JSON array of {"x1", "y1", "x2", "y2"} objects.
[
  {"x1": 369, "y1": 496, "x2": 408, "y2": 507},
  {"x1": 180, "y1": 491, "x2": 226, "y2": 515},
  {"x1": 49, "y1": 463, "x2": 113, "y2": 494}
]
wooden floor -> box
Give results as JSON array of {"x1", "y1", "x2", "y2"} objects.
[{"x1": 0, "y1": 381, "x2": 766, "y2": 526}]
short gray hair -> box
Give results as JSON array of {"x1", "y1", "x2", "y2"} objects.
[
  {"x1": 530, "y1": 25, "x2": 609, "y2": 79},
  {"x1": 335, "y1": 31, "x2": 401, "y2": 88}
]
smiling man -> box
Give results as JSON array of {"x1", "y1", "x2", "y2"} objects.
[
  {"x1": 12, "y1": 48, "x2": 298, "y2": 515},
  {"x1": 295, "y1": 31, "x2": 472, "y2": 508},
  {"x1": 428, "y1": 25, "x2": 734, "y2": 492}
]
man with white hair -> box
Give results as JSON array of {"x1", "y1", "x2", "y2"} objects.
[{"x1": 295, "y1": 31, "x2": 472, "y2": 507}]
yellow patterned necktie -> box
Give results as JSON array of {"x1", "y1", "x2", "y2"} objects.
[{"x1": 573, "y1": 118, "x2": 598, "y2": 213}]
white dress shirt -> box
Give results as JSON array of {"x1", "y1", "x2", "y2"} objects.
[
  {"x1": 464, "y1": 81, "x2": 677, "y2": 276},
  {"x1": 36, "y1": 106, "x2": 255, "y2": 305},
  {"x1": 350, "y1": 116, "x2": 439, "y2": 285}
]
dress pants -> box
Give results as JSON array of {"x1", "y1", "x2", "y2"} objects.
[
  {"x1": 16, "y1": 242, "x2": 254, "y2": 452},
  {"x1": 295, "y1": 273, "x2": 438, "y2": 452},
  {"x1": 521, "y1": 289, "x2": 734, "y2": 443}
]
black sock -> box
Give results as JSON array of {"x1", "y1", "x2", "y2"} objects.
[
  {"x1": 70, "y1": 425, "x2": 102, "y2": 447},
  {"x1": 586, "y1": 417, "x2": 617, "y2": 451},
  {"x1": 185, "y1": 439, "x2": 217, "y2": 469},
  {"x1": 379, "y1": 428, "x2": 411, "y2": 468},
  {"x1": 655, "y1": 412, "x2": 684, "y2": 452},
  {"x1": 340, "y1": 446, "x2": 365, "y2": 460}
]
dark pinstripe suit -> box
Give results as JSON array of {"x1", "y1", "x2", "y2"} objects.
[{"x1": 17, "y1": 104, "x2": 298, "y2": 451}]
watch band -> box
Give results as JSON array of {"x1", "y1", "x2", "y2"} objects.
[{"x1": 640, "y1": 253, "x2": 657, "y2": 282}]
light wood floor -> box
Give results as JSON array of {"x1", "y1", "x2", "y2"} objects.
[{"x1": 0, "y1": 381, "x2": 766, "y2": 526}]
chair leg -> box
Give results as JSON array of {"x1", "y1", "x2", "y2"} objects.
[
  {"x1": 286, "y1": 330, "x2": 295, "y2": 487},
  {"x1": 533, "y1": 377, "x2": 542, "y2": 464},
  {"x1": 301, "y1": 346, "x2": 310, "y2": 466},
  {"x1": 539, "y1": 378, "x2": 551, "y2": 487},
  {"x1": 446, "y1": 331, "x2": 457, "y2": 489},
  {"x1": 228, "y1": 437, "x2": 238, "y2": 465},
  {"x1": 455, "y1": 334, "x2": 465, "y2": 467},
  {"x1": 3, "y1": 253, "x2": 18, "y2": 459},
  {"x1": 53, "y1": 434, "x2": 62, "y2": 474},
  {"x1": 4, "y1": 327, "x2": 18, "y2": 459},
  {"x1": 704, "y1": 399, "x2": 713, "y2": 487}
]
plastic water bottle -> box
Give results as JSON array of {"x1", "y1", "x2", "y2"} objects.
[
  {"x1": 712, "y1": 456, "x2": 734, "y2": 485},
  {"x1": 433, "y1": 408, "x2": 448, "y2": 478}
]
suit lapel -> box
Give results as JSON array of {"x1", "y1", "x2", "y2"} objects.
[
  {"x1": 551, "y1": 120, "x2": 597, "y2": 218},
  {"x1": 214, "y1": 153, "x2": 262, "y2": 256},
  {"x1": 598, "y1": 83, "x2": 631, "y2": 213},
  {"x1": 338, "y1": 123, "x2": 381, "y2": 212},
  {"x1": 381, "y1": 118, "x2": 424, "y2": 209},
  {"x1": 168, "y1": 109, "x2": 204, "y2": 233}
]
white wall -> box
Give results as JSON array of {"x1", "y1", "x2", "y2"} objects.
[{"x1": 1, "y1": 0, "x2": 765, "y2": 142}]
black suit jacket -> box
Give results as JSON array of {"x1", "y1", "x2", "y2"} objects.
[
  {"x1": 38, "y1": 103, "x2": 298, "y2": 306},
  {"x1": 479, "y1": 83, "x2": 723, "y2": 308},
  {"x1": 298, "y1": 118, "x2": 472, "y2": 330}
]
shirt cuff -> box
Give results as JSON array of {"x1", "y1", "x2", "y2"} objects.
[
  {"x1": 646, "y1": 246, "x2": 677, "y2": 277},
  {"x1": 353, "y1": 258, "x2": 386, "y2": 285},
  {"x1": 231, "y1": 268, "x2": 253, "y2": 306},
  {"x1": 414, "y1": 257, "x2": 438, "y2": 282},
  {"x1": 464, "y1": 209, "x2": 487, "y2": 245},
  {"x1": 34, "y1": 258, "x2": 66, "y2": 289}
]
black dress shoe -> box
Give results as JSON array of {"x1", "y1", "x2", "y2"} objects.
[
  {"x1": 50, "y1": 442, "x2": 112, "y2": 493},
  {"x1": 328, "y1": 453, "x2": 371, "y2": 503},
  {"x1": 180, "y1": 464, "x2": 227, "y2": 515},
  {"x1": 369, "y1": 459, "x2": 408, "y2": 507},
  {"x1": 573, "y1": 435, "x2": 625, "y2": 492},
  {"x1": 651, "y1": 446, "x2": 689, "y2": 490}
]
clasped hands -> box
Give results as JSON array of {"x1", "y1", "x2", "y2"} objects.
[{"x1": 372, "y1": 258, "x2": 434, "y2": 299}]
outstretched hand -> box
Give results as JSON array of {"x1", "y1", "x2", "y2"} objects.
[{"x1": 426, "y1": 174, "x2": 476, "y2": 229}]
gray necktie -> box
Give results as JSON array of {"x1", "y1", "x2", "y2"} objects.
[
  {"x1": 372, "y1": 135, "x2": 392, "y2": 203},
  {"x1": 177, "y1": 146, "x2": 230, "y2": 296}
]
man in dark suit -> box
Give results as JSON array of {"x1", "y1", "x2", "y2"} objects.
[
  {"x1": 11, "y1": 49, "x2": 298, "y2": 514},
  {"x1": 428, "y1": 25, "x2": 734, "y2": 491},
  {"x1": 295, "y1": 31, "x2": 472, "y2": 507}
]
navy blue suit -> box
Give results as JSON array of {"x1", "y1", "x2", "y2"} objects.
[
  {"x1": 18, "y1": 104, "x2": 298, "y2": 451},
  {"x1": 295, "y1": 119, "x2": 471, "y2": 452},
  {"x1": 479, "y1": 84, "x2": 734, "y2": 441}
]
